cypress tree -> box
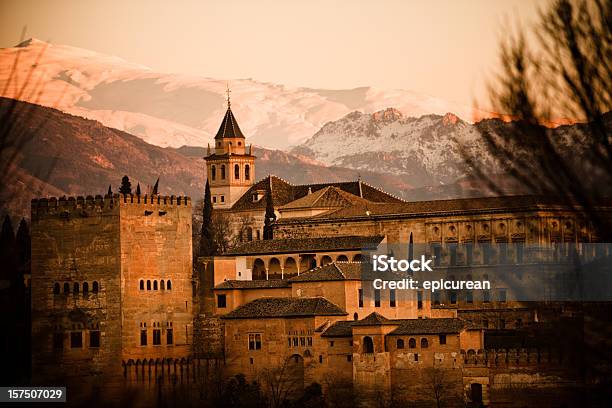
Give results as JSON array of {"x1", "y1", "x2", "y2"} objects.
[
  {"x1": 200, "y1": 179, "x2": 215, "y2": 256},
  {"x1": 107, "y1": 185, "x2": 112, "y2": 196},
  {"x1": 263, "y1": 178, "x2": 276, "y2": 240},
  {"x1": 15, "y1": 218, "x2": 30, "y2": 267},
  {"x1": 0, "y1": 215, "x2": 16, "y2": 281},
  {"x1": 136, "y1": 183, "x2": 141, "y2": 196},
  {"x1": 152, "y1": 177, "x2": 159, "y2": 195},
  {"x1": 119, "y1": 175, "x2": 132, "y2": 195}
]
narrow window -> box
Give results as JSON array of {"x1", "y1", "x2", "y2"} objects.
[
  {"x1": 221, "y1": 165, "x2": 226, "y2": 179},
  {"x1": 211, "y1": 165, "x2": 216, "y2": 181},
  {"x1": 433, "y1": 291, "x2": 441, "y2": 305},
  {"x1": 417, "y1": 291, "x2": 423, "y2": 309},
  {"x1": 167, "y1": 329, "x2": 173, "y2": 345},
  {"x1": 347, "y1": 355, "x2": 352, "y2": 362},
  {"x1": 63, "y1": 282, "x2": 70, "y2": 294},
  {"x1": 483, "y1": 290, "x2": 491, "y2": 303},
  {"x1": 307, "y1": 337, "x2": 312, "y2": 346},
  {"x1": 83, "y1": 282, "x2": 89, "y2": 296},
  {"x1": 154, "y1": 280, "x2": 159, "y2": 290},
  {"x1": 466, "y1": 243, "x2": 473, "y2": 265},
  {"x1": 499, "y1": 242, "x2": 508, "y2": 264},
  {"x1": 396, "y1": 339, "x2": 404, "y2": 349},
  {"x1": 53, "y1": 283, "x2": 60, "y2": 295},
  {"x1": 140, "y1": 329, "x2": 147, "y2": 346},
  {"x1": 160, "y1": 280, "x2": 165, "y2": 290},
  {"x1": 89, "y1": 330, "x2": 100, "y2": 348},
  {"x1": 70, "y1": 331, "x2": 83, "y2": 348},
  {"x1": 53, "y1": 332, "x2": 63, "y2": 350},
  {"x1": 288, "y1": 338, "x2": 292, "y2": 347},
  {"x1": 421, "y1": 338, "x2": 429, "y2": 348},
  {"x1": 73, "y1": 282, "x2": 79, "y2": 294},
  {"x1": 217, "y1": 294, "x2": 227, "y2": 308},
  {"x1": 409, "y1": 338, "x2": 416, "y2": 348},
  {"x1": 433, "y1": 245, "x2": 441, "y2": 266},
  {"x1": 213, "y1": 196, "x2": 217, "y2": 203},
  {"x1": 466, "y1": 291, "x2": 473, "y2": 303},
  {"x1": 300, "y1": 337, "x2": 306, "y2": 346},
  {"x1": 449, "y1": 244, "x2": 457, "y2": 266},
  {"x1": 234, "y1": 164, "x2": 240, "y2": 179},
  {"x1": 221, "y1": 195, "x2": 225, "y2": 203},
  {"x1": 439, "y1": 334, "x2": 447, "y2": 345},
  {"x1": 153, "y1": 329, "x2": 161, "y2": 345},
  {"x1": 319, "y1": 355, "x2": 323, "y2": 363},
  {"x1": 414, "y1": 353, "x2": 419, "y2": 362},
  {"x1": 167, "y1": 280, "x2": 172, "y2": 290},
  {"x1": 390, "y1": 289, "x2": 396, "y2": 307},
  {"x1": 245, "y1": 164, "x2": 250, "y2": 180},
  {"x1": 147, "y1": 280, "x2": 151, "y2": 290},
  {"x1": 358, "y1": 289, "x2": 364, "y2": 308},
  {"x1": 92, "y1": 281, "x2": 99, "y2": 293},
  {"x1": 483, "y1": 242, "x2": 491, "y2": 264},
  {"x1": 374, "y1": 289, "x2": 381, "y2": 307},
  {"x1": 363, "y1": 336, "x2": 374, "y2": 353},
  {"x1": 449, "y1": 291, "x2": 457, "y2": 304},
  {"x1": 498, "y1": 289, "x2": 507, "y2": 302}
]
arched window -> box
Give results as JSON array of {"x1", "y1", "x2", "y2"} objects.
[
  {"x1": 234, "y1": 164, "x2": 240, "y2": 179},
  {"x1": 83, "y1": 282, "x2": 89, "y2": 295},
  {"x1": 421, "y1": 338, "x2": 429, "y2": 348},
  {"x1": 245, "y1": 164, "x2": 250, "y2": 180},
  {"x1": 409, "y1": 338, "x2": 416, "y2": 348},
  {"x1": 53, "y1": 282, "x2": 60, "y2": 295},
  {"x1": 73, "y1": 282, "x2": 79, "y2": 294},
  {"x1": 221, "y1": 165, "x2": 226, "y2": 179},
  {"x1": 353, "y1": 312, "x2": 358, "y2": 321},
  {"x1": 147, "y1": 280, "x2": 151, "y2": 290},
  {"x1": 397, "y1": 339, "x2": 405, "y2": 349},
  {"x1": 63, "y1": 282, "x2": 70, "y2": 294},
  {"x1": 247, "y1": 227, "x2": 253, "y2": 241},
  {"x1": 139, "y1": 280, "x2": 144, "y2": 290},
  {"x1": 167, "y1": 280, "x2": 172, "y2": 290},
  {"x1": 153, "y1": 280, "x2": 158, "y2": 290},
  {"x1": 211, "y1": 165, "x2": 216, "y2": 181},
  {"x1": 160, "y1": 280, "x2": 165, "y2": 290},
  {"x1": 92, "y1": 281, "x2": 99, "y2": 293},
  {"x1": 363, "y1": 336, "x2": 374, "y2": 353}
]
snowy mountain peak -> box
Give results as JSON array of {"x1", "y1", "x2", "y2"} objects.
[{"x1": 372, "y1": 108, "x2": 403, "y2": 122}]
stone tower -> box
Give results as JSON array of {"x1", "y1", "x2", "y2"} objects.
[{"x1": 204, "y1": 87, "x2": 255, "y2": 209}]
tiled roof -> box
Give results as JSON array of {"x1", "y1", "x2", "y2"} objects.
[
  {"x1": 352, "y1": 312, "x2": 394, "y2": 326},
  {"x1": 230, "y1": 175, "x2": 402, "y2": 212},
  {"x1": 321, "y1": 321, "x2": 354, "y2": 337},
  {"x1": 214, "y1": 280, "x2": 291, "y2": 290},
  {"x1": 224, "y1": 235, "x2": 384, "y2": 256},
  {"x1": 221, "y1": 297, "x2": 347, "y2": 319},
  {"x1": 277, "y1": 194, "x2": 586, "y2": 223},
  {"x1": 388, "y1": 318, "x2": 465, "y2": 335},
  {"x1": 289, "y1": 261, "x2": 406, "y2": 282},
  {"x1": 279, "y1": 186, "x2": 372, "y2": 211},
  {"x1": 215, "y1": 107, "x2": 245, "y2": 139}
]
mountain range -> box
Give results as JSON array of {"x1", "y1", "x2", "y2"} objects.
[{"x1": 0, "y1": 39, "x2": 496, "y2": 150}]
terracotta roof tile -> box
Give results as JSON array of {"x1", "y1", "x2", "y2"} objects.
[
  {"x1": 214, "y1": 280, "x2": 291, "y2": 290},
  {"x1": 221, "y1": 297, "x2": 347, "y2": 319},
  {"x1": 388, "y1": 318, "x2": 465, "y2": 335},
  {"x1": 224, "y1": 235, "x2": 384, "y2": 256},
  {"x1": 289, "y1": 261, "x2": 406, "y2": 282},
  {"x1": 321, "y1": 321, "x2": 354, "y2": 337}
]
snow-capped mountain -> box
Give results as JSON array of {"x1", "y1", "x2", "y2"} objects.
[
  {"x1": 0, "y1": 39, "x2": 495, "y2": 150},
  {"x1": 291, "y1": 109, "x2": 494, "y2": 187}
]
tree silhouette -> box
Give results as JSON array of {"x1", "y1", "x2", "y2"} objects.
[
  {"x1": 119, "y1": 175, "x2": 132, "y2": 195},
  {"x1": 263, "y1": 180, "x2": 276, "y2": 240},
  {"x1": 200, "y1": 179, "x2": 214, "y2": 256},
  {"x1": 135, "y1": 183, "x2": 141, "y2": 196},
  {"x1": 463, "y1": 0, "x2": 612, "y2": 239}
]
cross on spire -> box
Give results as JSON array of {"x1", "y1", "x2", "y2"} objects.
[{"x1": 226, "y1": 83, "x2": 231, "y2": 108}]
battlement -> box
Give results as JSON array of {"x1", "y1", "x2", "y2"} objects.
[
  {"x1": 31, "y1": 194, "x2": 191, "y2": 218},
  {"x1": 461, "y1": 348, "x2": 567, "y2": 367}
]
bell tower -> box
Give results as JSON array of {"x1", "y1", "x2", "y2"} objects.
[{"x1": 204, "y1": 85, "x2": 255, "y2": 209}]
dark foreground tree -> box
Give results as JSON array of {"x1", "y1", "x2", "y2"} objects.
[
  {"x1": 119, "y1": 175, "x2": 132, "y2": 195},
  {"x1": 464, "y1": 0, "x2": 612, "y2": 239},
  {"x1": 200, "y1": 179, "x2": 215, "y2": 256},
  {"x1": 263, "y1": 180, "x2": 276, "y2": 240}
]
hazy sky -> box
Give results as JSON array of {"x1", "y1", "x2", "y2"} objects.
[{"x1": 0, "y1": 0, "x2": 548, "y2": 108}]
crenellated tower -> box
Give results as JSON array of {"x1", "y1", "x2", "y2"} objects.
[{"x1": 204, "y1": 86, "x2": 255, "y2": 209}]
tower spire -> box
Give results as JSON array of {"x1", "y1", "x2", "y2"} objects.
[{"x1": 226, "y1": 82, "x2": 231, "y2": 108}]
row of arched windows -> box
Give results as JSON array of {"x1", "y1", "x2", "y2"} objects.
[
  {"x1": 396, "y1": 337, "x2": 428, "y2": 349},
  {"x1": 139, "y1": 279, "x2": 172, "y2": 291},
  {"x1": 211, "y1": 164, "x2": 250, "y2": 181},
  {"x1": 53, "y1": 281, "x2": 99, "y2": 296}
]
